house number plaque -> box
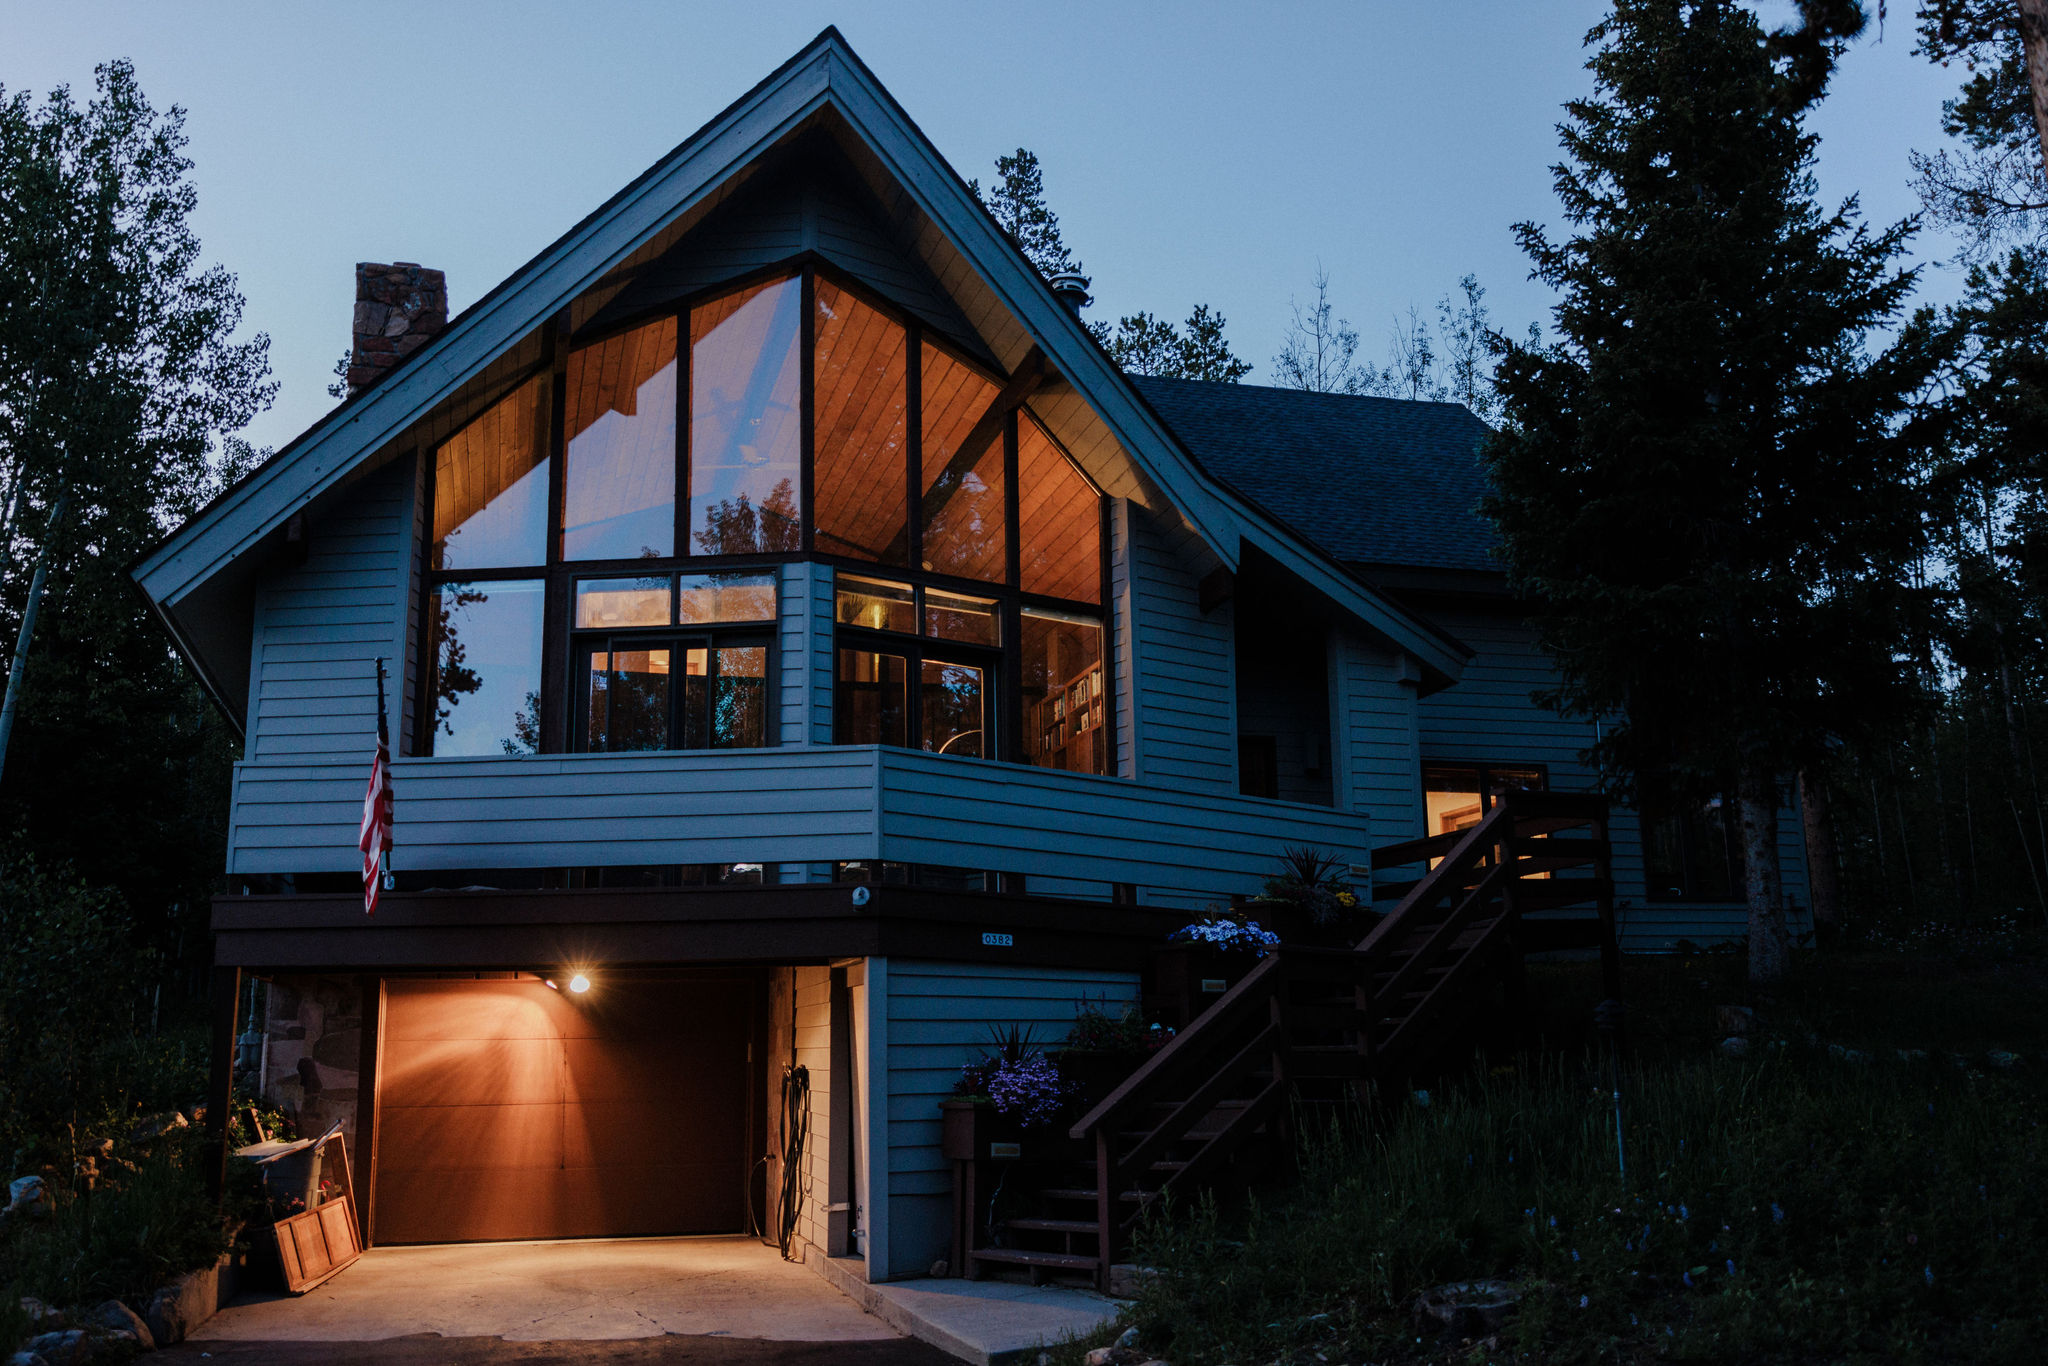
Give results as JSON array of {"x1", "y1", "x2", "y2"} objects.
[{"x1": 980, "y1": 932, "x2": 1013, "y2": 947}]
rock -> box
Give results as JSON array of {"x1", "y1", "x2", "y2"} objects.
[
  {"x1": 1714, "y1": 1004, "x2": 1755, "y2": 1036},
  {"x1": 929, "y1": 1259, "x2": 947, "y2": 1278},
  {"x1": 20, "y1": 1333, "x2": 85, "y2": 1366},
  {"x1": 1718, "y1": 1036, "x2": 1750, "y2": 1058},
  {"x1": 1414, "y1": 1279, "x2": 1522, "y2": 1336},
  {"x1": 19, "y1": 1297, "x2": 63, "y2": 1329},
  {"x1": 1083, "y1": 1350, "x2": 1151, "y2": 1366},
  {"x1": 6, "y1": 1175, "x2": 51, "y2": 1219},
  {"x1": 10, "y1": 1352, "x2": 51, "y2": 1366},
  {"x1": 145, "y1": 1261, "x2": 225, "y2": 1346},
  {"x1": 1107, "y1": 1263, "x2": 1160, "y2": 1298},
  {"x1": 1896, "y1": 1049, "x2": 1929, "y2": 1063},
  {"x1": 85, "y1": 1300, "x2": 152, "y2": 1351},
  {"x1": 1826, "y1": 1044, "x2": 1869, "y2": 1064},
  {"x1": 130, "y1": 1111, "x2": 189, "y2": 1143},
  {"x1": 1117, "y1": 1327, "x2": 1141, "y2": 1348}
]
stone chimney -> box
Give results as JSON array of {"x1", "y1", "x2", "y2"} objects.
[{"x1": 348, "y1": 262, "x2": 448, "y2": 396}]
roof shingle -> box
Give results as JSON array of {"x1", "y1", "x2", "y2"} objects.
[{"x1": 1131, "y1": 376, "x2": 1500, "y2": 575}]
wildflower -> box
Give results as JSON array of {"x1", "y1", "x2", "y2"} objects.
[
  {"x1": 1572, "y1": 1249, "x2": 1580, "y2": 1262},
  {"x1": 1683, "y1": 1271, "x2": 1694, "y2": 1287},
  {"x1": 1549, "y1": 1215, "x2": 1558, "y2": 1228},
  {"x1": 1726, "y1": 1260, "x2": 1736, "y2": 1276},
  {"x1": 1412, "y1": 1089, "x2": 1430, "y2": 1108},
  {"x1": 1708, "y1": 1240, "x2": 1717, "y2": 1252},
  {"x1": 1579, "y1": 1295, "x2": 1589, "y2": 1309},
  {"x1": 1679, "y1": 1205, "x2": 1689, "y2": 1220},
  {"x1": 1925, "y1": 1266, "x2": 1934, "y2": 1287},
  {"x1": 1771, "y1": 1203, "x2": 1784, "y2": 1223}
]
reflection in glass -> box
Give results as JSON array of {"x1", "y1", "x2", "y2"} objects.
[
  {"x1": 713, "y1": 646, "x2": 768, "y2": 748},
  {"x1": 836, "y1": 575, "x2": 916, "y2": 634},
  {"x1": 680, "y1": 646, "x2": 709, "y2": 750},
  {"x1": 921, "y1": 660, "x2": 985, "y2": 758},
  {"x1": 925, "y1": 588, "x2": 1000, "y2": 646},
  {"x1": 575, "y1": 576, "x2": 670, "y2": 629},
  {"x1": 813, "y1": 279, "x2": 908, "y2": 563},
  {"x1": 691, "y1": 277, "x2": 803, "y2": 554},
  {"x1": 837, "y1": 648, "x2": 907, "y2": 747},
  {"x1": 920, "y1": 344, "x2": 1006, "y2": 583},
  {"x1": 563, "y1": 317, "x2": 678, "y2": 560},
  {"x1": 1021, "y1": 609, "x2": 1104, "y2": 774},
  {"x1": 677, "y1": 572, "x2": 777, "y2": 624},
  {"x1": 432, "y1": 377, "x2": 549, "y2": 570},
  {"x1": 429, "y1": 579, "x2": 546, "y2": 756},
  {"x1": 1018, "y1": 414, "x2": 1101, "y2": 602},
  {"x1": 586, "y1": 648, "x2": 671, "y2": 752}
]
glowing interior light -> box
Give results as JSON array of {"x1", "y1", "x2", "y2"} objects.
[
  {"x1": 568, "y1": 974, "x2": 591, "y2": 994},
  {"x1": 543, "y1": 978, "x2": 559, "y2": 991}
]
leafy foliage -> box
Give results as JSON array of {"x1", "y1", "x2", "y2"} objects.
[{"x1": 0, "y1": 61, "x2": 268, "y2": 977}]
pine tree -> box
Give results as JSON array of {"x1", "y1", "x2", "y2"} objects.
[
  {"x1": 971, "y1": 148, "x2": 1082, "y2": 279},
  {"x1": 1484, "y1": 0, "x2": 1945, "y2": 983}
]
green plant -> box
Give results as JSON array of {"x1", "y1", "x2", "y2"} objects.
[
  {"x1": 1065, "y1": 997, "x2": 1169, "y2": 1054},
  {"x1": 1247, "y1": 846, "x2": 1361, "y2": 929}
]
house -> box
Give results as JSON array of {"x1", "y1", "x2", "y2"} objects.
[{"x1": 133, "y1": 29, "x2": 1811, "y2": 1291}]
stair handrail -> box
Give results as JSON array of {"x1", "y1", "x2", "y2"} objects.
[
  {"x1": 1067, "y1": 949, "x2": 1285, "y2": 1141},
  {"x1": 1356, "y1": 796, "x2": 1518, "y2": 957}
]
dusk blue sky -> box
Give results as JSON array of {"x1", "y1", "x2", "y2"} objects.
[{"x1": 6, "y1": 1, "x2": 1965, "y2": 456}]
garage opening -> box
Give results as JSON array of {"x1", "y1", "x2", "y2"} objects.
[{"x1": 373, "y1": 971, "x2": 760, "y2": 1244}]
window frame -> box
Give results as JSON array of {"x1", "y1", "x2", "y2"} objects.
[
  {"x1": 1421, "y1": 761, "x2": 1551, "y2": 834},
  {"x1": 416, "y1": 257, "x2": 1114, "y2": 767},
  {"x1": 1640, "y1": 780, "x2": 1747, "y2": 903},
  {"x1": 569, "y1": 624, "x2": 777, "y2": 755}
]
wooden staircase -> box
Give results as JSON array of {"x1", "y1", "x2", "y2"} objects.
[{"x1": 974, "y1": 792, "x2": 1616, "y2": 1291}]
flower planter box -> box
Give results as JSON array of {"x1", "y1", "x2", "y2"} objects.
[
  {"x1": 940, "y1": 1099, "x2": 1028, "y2": 1162},
  {"x1": 1150, "y1": 944, "x2": 1261, "y2": 1030}
]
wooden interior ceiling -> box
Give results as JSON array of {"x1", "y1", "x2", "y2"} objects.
[
  {"x1": 812, "y1": 279, "x2": 908, "y2": 563},
  {"x1": 919, "y1": 344, "x2": 1005, "y2": 585},
  {"x1": 1018, "y1": 414, "x2": 1101, "y2": 604},
  {"x1": 689, "y1": 277, "x2": 803, "y2": 549},
  {"x1": 563, "y1": 317, "x2": 678, "y2": 560},
  {"x1": 432, "y1": 376, "x2": 549, "y2": 569}
]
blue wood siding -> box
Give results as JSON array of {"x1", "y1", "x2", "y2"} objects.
[
  {"x1": 1416, "y1": 604, "x2": 1813, "y2": 949},
  {"x1": 1331, "y1": 631, "x2": 1425, "y2": 848},
  {"x1": 875, "y1": 748, "x2": 1369, "y2": 909},
  {"x1": 244, "y1": 461, "x2": 411, "y2": 763},
  {"x1": 1126, "y1": 503, "x2": 1236, "y2": 793},
  {"x1": 227, "y1": 748, "x2": 881, "y2": 875},
  {"x1": 880, "y1": 958, "x2": 1138, "y2": 1279}
]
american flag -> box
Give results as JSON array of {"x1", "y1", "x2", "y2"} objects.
[{"x1": 360, "y1": 658, "x2": 394, "y2": 914}]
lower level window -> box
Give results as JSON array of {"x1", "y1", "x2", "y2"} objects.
[
  {"x1": 1423, "y1": 763, "x2": 1546, "y2": 835},
  {"x1": 1643, "y1": 786, "x2": 1743, "y2": 901},
  {"x1": 577, "y1": 635, "x2": 768, "y2": 751}
]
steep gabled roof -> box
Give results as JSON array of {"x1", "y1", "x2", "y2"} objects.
[
  {"x1": 134, "y1": 28, "x2": 1468, "y2": 723},
  {"x1": 1132, "y1": 377, "x2": 1500, "y2": 576}
]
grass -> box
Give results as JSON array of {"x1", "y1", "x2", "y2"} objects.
[{"x1": 1048, "y1": 932, "x2": 2048, "y2": 1366}]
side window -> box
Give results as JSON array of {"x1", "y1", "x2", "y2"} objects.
[
  {"x1": 1423, "y1": 764, "x2": 1548, "y2": 835},
  {"x1": 834, "y1": 575, "x2": 993, "y2": 758},
  {"x1": 1642, "y1": 783, "x2": 1744, "y2": 901}
]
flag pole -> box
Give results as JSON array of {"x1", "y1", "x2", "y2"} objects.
[{"x1": 374, "y1": 657, "x2": 392, "y2": 887}]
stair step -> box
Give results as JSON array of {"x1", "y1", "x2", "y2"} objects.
[
  {"x1": 1005, "y1": 1217, "x2": 1100, "y2": 1234},
  {"x1": 970, "y1": 1247, "x2": 1100, "y2": 1272},
  {"x1": 1044, "y1": 1186, "x2": 1162, "y2": 1205}
]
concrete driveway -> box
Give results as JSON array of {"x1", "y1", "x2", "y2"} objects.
[{"x1": 158, "y1": 1235, "x2": 956, "y2": 1365}]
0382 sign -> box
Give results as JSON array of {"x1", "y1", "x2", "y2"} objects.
[{"x1": 980, "y1": 931, "x2": 1014, "y2": 948}]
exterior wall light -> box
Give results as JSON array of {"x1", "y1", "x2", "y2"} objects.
[{"x1": 568, "y1": 974, "x2": 591, "y2": 994}]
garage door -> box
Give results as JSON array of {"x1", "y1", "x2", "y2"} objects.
[{"x1": 374, "y1": 975, "x2": 753, "y2": 1243}]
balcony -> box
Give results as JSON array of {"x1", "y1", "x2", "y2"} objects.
[{"x1": 227, "y1": 745, "x2": 1374, "y2": 906}]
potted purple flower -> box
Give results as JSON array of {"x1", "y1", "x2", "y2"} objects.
[{"x1": 940, "y1": 1026, "x2": 1074, "y2": 1163}]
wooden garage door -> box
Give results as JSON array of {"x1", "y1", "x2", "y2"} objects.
[{"x1": 374, "y1": 975, "x2": 752, "y2": 1243}]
